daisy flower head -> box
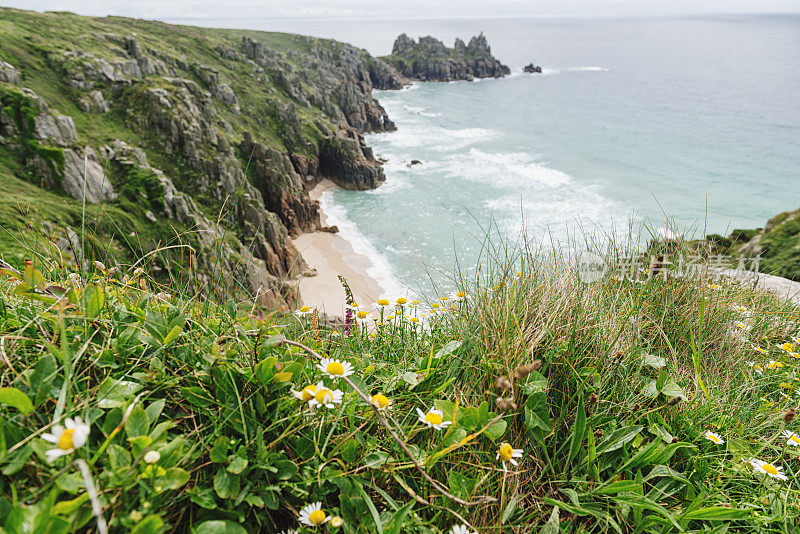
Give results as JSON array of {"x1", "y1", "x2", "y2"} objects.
[
  {"x1": 733, "y1": 305, "x2": 749, "y2": 314},
  {"x1": 370, "y1": 393, "x2": 392, "y2": 411},
  {"x1": 432, "y1": 302, "x2": 440, "y2": 309},
  {"x1": 294, "y1": 306, "x2": 313, "y2": 318},
  {"x1": 767, "y1": 360, "x2": 784, "y2": 370},
  {"x1": 496, "y1": 442, "x2": 524, "y2": 472},
  {"x1": 299, "y1": 502, "x2": 330, "y2": 526},
  {"x1": 516, "y1": 271, "x2": 523, "y2": 278},
  {"x1": 753, "y1": 346, "x2": 768, "y2": 355},
  {"x1": 416, "y1": 407, "x2": 451, "y2": 430},
  {"x1": 783, "y1": 430, "x2": 800, "y2": 447},
  {"x1": 708, "y1": 283, "x2": 721, "y2": 290},
  {"x1": 748, "y1": 458, "x2": 788, "y2": 481},
  {"x1": 345, "y1": 302, "x2": 360, "y2": 311},
  {"x1": 450, "y1": 525, "x2": 477, "y2": 534},
  {"x1": 308, "y1": 386, "x2": 343, "y2": 410},
  {"x1": 355, "y1": 310, "x2": 370, "y2": 324},
  {"x1": 317, "y1": 358, "x2": 354, "y2": 380},
  {"x1": 374, "y1": 298, "x2": 391, "y2": 310},
  {"x1": 42, "y1": 417, "x2": 90, "y2": 463},
  {"x1": 746, "y1": 361, "x2": 764, "y2": 376},
  {"x1": 292, "y1": 382, "x2": 321, "y2": 402},
  {"x1": 408, "y1": 300, "x2": 420, "y2": 308},
  {"x1": 779, "y1": 342, "x2": 795, "y2": 353},
  {"x1": 703, "y1": 430, "x2": 725, "y2": 445},
  {"x1": 452, "y1": 291, "x2": 468, "y2": 301},
  {"x1": 330, "y1": 516, "x2": 344, "y2": 528},
  {"x1": 395, "y1": 297, "x2": 407, "y2": 306}
]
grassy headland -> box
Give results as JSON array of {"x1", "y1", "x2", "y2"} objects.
[{"x1": 1, "y1": 238, "x2": 800, "y2": 533}]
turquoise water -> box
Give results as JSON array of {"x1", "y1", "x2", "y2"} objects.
[
  {"x1": 192, "y1": 15, "x2": 800, "y2": 295},
  {"x1": 314, "y1": 15, "x2": 800, "y2": 295}
]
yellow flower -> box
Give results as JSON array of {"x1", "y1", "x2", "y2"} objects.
[
  {"x1": 747, "y1": 361, "x2": 763, "y2": 375},
  {"x1": 292, "y1": 382, "x2": 319, "y2": 402},
  {"x1": 753, "y1": 347, "x2": 767, "y2": 355},
  {"x1": 299, "y1": 502, "x2": 330, "y2": 526},
  {"x1": 317, "y1": 358, "x2": 354, "y2": 379},
  {"x1": 330, "y1": 516, "x2": 344, "y2": 528},
  {"x1": 432, "y1": 303, "x2": 440, "y2": 309},
  {"x1": 396, "y1": 297, "x2": 407, "y2": 306},
  {"x1": 748, "y1": 458, "x2": 788, "y2": 481},
  {"x1": 496, "y1": 442, "x2": 524, "y2": 472},
  {"x1": 767, "y1": 360, "x2": 784, "y2": 370},
  {"x1": 374, "y1": 299, "x2": 391, "y2": 310},
  {"x1": 779, "y1": 382, "x2": 794, "y2": 390},
  {"x1": 779, "y1": 342, "x2": 795, "y2": 353},
  {"x1": 783, "y1": 431, "x2": 800, "y2": 447},
  {"x1": 370, "y1": 393, "x2": 392, "y2": 411},
  {"x1": 294, "y1": 306, "x2": 313, "y2": 317},
  {"x1": 355, "y1": 310, "x2": 370, "y2": 324}
]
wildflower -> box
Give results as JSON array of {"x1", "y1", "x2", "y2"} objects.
[
  {"x1": 370, "y1": 393, "x2": 392, "y2": 411},
  {"x1": 779, "y1": 382, "x2": 794, "y2": 390},
  {"x1": 747, "y1": 361, "x2": 764, "y2": 376},
  {"x1": 42, "y1": 417, "x2": 90, "y2": 463},
  {"x1": 374, "y1": 298, "x2": 391, "y2": 310},
  {"x1": 408, "y1": 317, "x2": 420, "y2": 325},
  {"x1": 345, "y1": 302, "x2": 360, "y2": 311},
  {"x1": 767, "y1": 360, "x2": 784, "y2": 370},
  {"x1": 416, "y1": 407, "x2": 451, "y2": 430},
  {"x1": 292, "y1": 382, "x2": 321, "y2": 402},
  {"x1": 779, "y1": 342, "x2": 795, "y2": 353},
  {"x1": 452, "y1": 291, "x2": 467, "y2": 301},
  {"x1": 783, "y1": 430, "x2": 800, "y2": 447},
  {"x1": 294, "y1": 306, "x2": 313, "y2": 317},
  {"x1": 317, "y1": 358, "x2": 354, "y2": 380},
  {"x1": 144, "y1": 450, "x2": 161, "y2": 464},
  {"x1": 790, "y1": 352, "x2": 800, "y2": 359},
  {"x1": 396, "y1": 297, "x2": 407, "y2": 306},
  {"x1": 496, "y1": 375, "x2": 512, "y2": 390},
  {"x1": 496, "y1": 442, "x2": 524, "y2": 472},
  {"x1": 309, "y1": 386, "x2": 343, "y2": 410},
  {"x1": 450, "y1": 525, "x2": 477, "y2": 534},
  {"x1": 355, "y1": 310, "x2": 370, "y2": 324},
  {"x1": 299, "y1": 502, "x2": 330, "y2": 526},
  {"x1": 748, "y1": 458, "x2": 788, "y2": 481},
  {"x1": 432, "y1": 302, "x2": 440, "y2": 309},
  {"x1": 516, "y1": 271, "x2": 523, "y2": 278},
  {"x1": 703, "y1": 431, "x2": 725, "y2": 445},
  {"x1": 708, "y1": 283, "x2": 721, "y2": 290},
  {"x1": 733, "y1": 305, "x2": 748, "y2": 313},
  {"x1": 279, "y1": 530, "x2": 298, "y2": 534},
  {"x1": 753, "y1": 346, "x2": 767, "y2": 355},
  {"x1": 330, "y1": 516, "x2": 344, "y2": 528}
]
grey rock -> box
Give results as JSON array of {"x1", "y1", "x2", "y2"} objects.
[
  {"x1": 78, "y1": 90, "x2": 111, "y2": 113},
  {"x1": 34, "y1": 112, "x2": 77, "y2": 146},
  {"x1": 0, "y1": 60, "x2": 19, "y2": 84},
  {"x1": 62, "y1": 147, "x2": 117, "y2": 203}
]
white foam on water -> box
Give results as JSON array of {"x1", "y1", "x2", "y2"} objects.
[
  {"x1": 445, "y1": 148, "x2": 571, "y2": 188},
  {"x1": 540, "y1": 67, "x2": 561, "y2": 76},
  {"x1": 567, "y1": 67, "x2": 609, "y2": 72},
  {"x1": 318, "y1": 189, "x2": 410, "y2": 299},
  {"x1": 403, "y1": 104, "x2": 442, "y2": 117}
]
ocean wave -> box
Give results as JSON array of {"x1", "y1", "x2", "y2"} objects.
[
  {"x1": 319, "y1": 190, "x2": 409, "y2": 298},
  {"x1": 540, "y1": 68, "x2": 561, "y2": 76},
  {"x1": 402, "y1": 104, "x2": 442, "y2": 117},
  {"x1": 567, "y1": 67, "x2": 609, "y2": 72},
  {"x1": 445, "y1": 148, "x2": 571, "y2": 188}
]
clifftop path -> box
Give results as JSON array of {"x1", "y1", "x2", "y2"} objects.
[{"x1": 382, "y1": 32, "x2": 510, "y2": 82}]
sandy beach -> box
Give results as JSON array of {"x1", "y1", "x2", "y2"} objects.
[{"x1": 292, "y1": 180, "x2": 388, "y2": 317}]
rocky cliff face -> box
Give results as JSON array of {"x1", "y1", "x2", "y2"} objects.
[
  {"x1": 383, "y1": 33, "x2": 510, "y2": 82},
  {"x1": 0, "y1": 8, "x2": 408, "y2": 309}
]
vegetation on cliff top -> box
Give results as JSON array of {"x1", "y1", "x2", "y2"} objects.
[{"x1": 2, "y1": 236, "x2": 800, "y2": 533}]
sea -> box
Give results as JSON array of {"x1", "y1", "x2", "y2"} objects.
[{"x1": 178, "y1": 15, "x2": 800, "y2": 296}]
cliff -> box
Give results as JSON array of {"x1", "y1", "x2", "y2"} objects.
[
  {"x1": 0, "y1": 8, "x2": 407, "y2": 309},
  {"x1": 382, "y1": 32, "x2": 510, "y2": 82}
]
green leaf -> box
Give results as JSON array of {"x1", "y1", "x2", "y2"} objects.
[
  {"x1": 539, "y1": 506, "x2": 560, "y2": 534},
  {"x1": 594, "y1": 480, "x2": 642, "y2": 495},
  {"x1": 384, "y1": 501, "x2": 415, "y2": 534},
  {"x1": 567, "y1": 395, "x2": 586, "y2": 465},
  {"x1": 485, "y1": 418, "x2": 507, "y2": 441},
  {"x1": 83, "y1": 283, "x2": 105, "y2": 318},
  {"x1": 400, "y1": 371, "x2": 421, "y2": 389},
  {"x1": 227, "y1": 456, "x2": 248, "y2": 474},
  {"x1": 162, "y1": 325, "x2": 182, "y2": 347},
  {"x1": 125, "y1": 405, "x2": 149, "y2": 438},
  {"x1": 262, "y1": 334, "x2": 285, "y2": 349},
  {"x1": 272, "y1": 371, "x2": 293, "y2": 382},
  {"x1": 0, "y1": 387, "x2": 33, "y2": 415},
  {"x1": 54, "y1": 472, "x2": 85, "y2": 493},
  {"x1": 681, "y1": 506, "x2": 750, "y2": 521},
  {"x1": 502, "y1": 493, "x2": 522, "y2": 524},
  {"x1": 214, "y1": 469, "x2": 240, "y2": 500},
  {"x1": 188, "y1": 486, "x2": 217, "y2": 509},
  {"x1": 155, "y1": 467, "x2": 190, "y2": 490},
  {"x1": 131, "y1": 515, "x2": 165, "y2": 534},
  {"x1": 52, "y1": 493, "x2": 89, "y2": 515},
  {"x1": 596, "y1": 426, "x2": 643, "y2": 455},
  {"x1": 643, "y1": 354, "x2": 667, "y2": 369},
  {"x1": 363, "y1": 451, "x2": 390, "y2": 468},
  {"x1": 181, "y1": 386, "x2": 214, "y2": 408},
  {"x1": 96, "y1": 378, "x2": 141, "y2": 409},
  {"x1": 435, "y1": 340, "x2": 462, "y2": 358}
]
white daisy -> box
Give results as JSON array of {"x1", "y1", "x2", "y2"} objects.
[
  {"x1": 370, "y1": 393, "x2": 392, "y2": 411},
  {"x1": 748, "y1": 458, "x2": 788, "y2": 481},
  {"x1": 496, "y1": 442, "x2": 524, "y2": 472},
  {"x1": 450, "y1": 525, "x2": 476, "y2": 534},
  {"x1": 330, "y1": 516, "x2": 344, "y2": 528},
  {"x1": 783, "y1": 430, "x2": 800, "y2": 447},
  {"x1": 416, "y1": 407, "x2": 451, "y2": 430},
  {"x1": 355, "y1": 310, "x2": 370, "y2": 324},
  {"x1": 451, "y1": 291, "x2": 468, "y2": 302},
  {"x1": 703, "y1": 431, "x2": 725, "y2": 445},
  {"x1": 294, "y1": 306, "x2": 313, "y2": 317},
  {"x1": 308, "y1": 386, "x2": 343, "y2": 410},
  {"x1": 779, "y1": 342, "x2": 795, "y2": 353},
  {"x1": 42, "y1": 417, "x2": 90, "y2": 463},
  {"x1": 292, "y1": 382, "x2": 322, "y2": 402},
  {"x1": 395, "y1": 297, "x2": 408, "y2": 307},
  {"x1": 373, "y1": 298, "x2": 391, "y2": 310},
  {"x1": 317, "y1": 358, "x2": 354, "y2": 380},
  {"x1": 345, "y1": 302, "x2": 360, "y2": 311},
  {"x1": 298, "y1": 502, "x2": 330, "y2": 526},
  {"x1": 753, "y1": 346, "x2": 768, "y2": 355},
  {"x1": 746, "y1": 361, "x2": 764, "y2": 376}
]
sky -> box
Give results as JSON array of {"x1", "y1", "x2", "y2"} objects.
[{"x1": 8, "y1": 0, "x2": 800, "y2": 21}]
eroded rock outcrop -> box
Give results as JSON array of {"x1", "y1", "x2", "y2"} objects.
[{"x1": 383, "y1": 33, "x2": 510, "y2": 82}]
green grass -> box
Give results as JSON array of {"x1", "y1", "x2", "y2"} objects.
[{"x1": 2, "y1": 236, "x2": 800, "y2": 533}]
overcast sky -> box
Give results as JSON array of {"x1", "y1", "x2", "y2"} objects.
[{"x1": 9, "y1": 0, "x2": 800, "y2": 20}]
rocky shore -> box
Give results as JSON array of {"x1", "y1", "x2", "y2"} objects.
[{"x1": 382, "y1": 33, "x2": 510, "y2": 82}]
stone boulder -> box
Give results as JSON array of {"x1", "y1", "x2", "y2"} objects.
[
  {"x1": 61, "y1": 147, "x2": 117, "y2": 203},
  {"x1": 0, "y1": 60, "x2": 19, "y2": 84},
  {"x1": 34, "y1": 112, "x2": 77, "y2": 146},
  {"x1": 78, "y1": 90, "x2": 111, "y2": 113}
]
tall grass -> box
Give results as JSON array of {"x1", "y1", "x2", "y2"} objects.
[{"x1": 1, "y1": 229, "x2": 799, "y2": 533}]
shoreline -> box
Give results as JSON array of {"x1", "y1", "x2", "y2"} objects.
[{"x1": 292, "y1": 179, "x2": 388, "y2": 317}]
